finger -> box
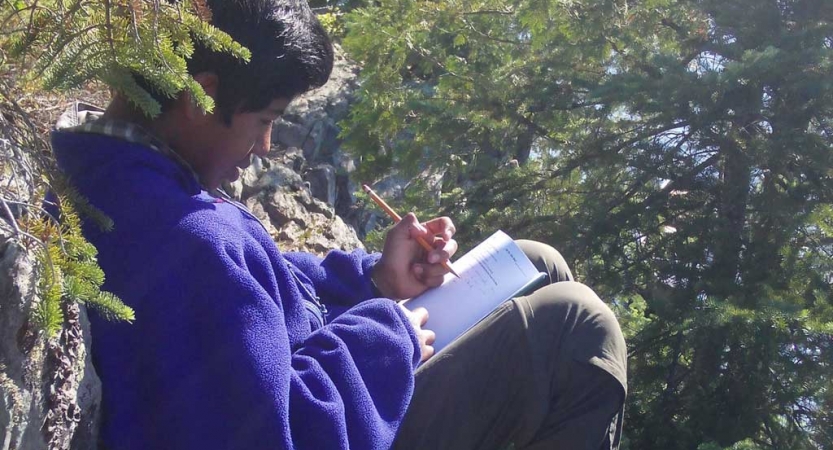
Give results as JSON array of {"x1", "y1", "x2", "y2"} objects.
[
  {"x1": 411, "y1": 307, "x2": 429, "y2": 326},
  {"x1": 421, "y1": 216, "x2": 456, "y2": 240},
  {"x1": 412, "y1": 263, "x2": 448, "y2": 286},
  {"x1": 426, "y1": 275, "x2": 445, "y2": 288},
  {"x1": 401, "y1": 213, "x2": 429, "y2": 237},
  {"x1": 421, "y1": 345, "x2": 435, "y2": 362},
  {"x1": 427, "y1": 237, "x2": 458, "y2": 263},
  {"x1": 423, "y1": 329, "x2": 436, "y2": 345}
]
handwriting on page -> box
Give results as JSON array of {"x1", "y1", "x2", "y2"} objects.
[{"x1": 449, "y1": 242, "x2": 528, "y2": 299}]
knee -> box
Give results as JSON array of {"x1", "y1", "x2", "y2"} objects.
[
  {"x1": 515, "y1": 240, "x2": 573, "y2": 283},
  {"x1": 524, "y1": 282, "x2": 617, "y2": 329},
  {"x1": 519, "y1": 282, "x2": 627, "y2": 374}
]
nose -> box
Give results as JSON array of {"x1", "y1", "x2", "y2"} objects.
[{"x1": 252, "y1": 124, "x2": 272, "y2": 157}]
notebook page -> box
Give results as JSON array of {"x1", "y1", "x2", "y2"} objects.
[{"x1": 404, "y1": 230, "x2": 542, "y2": 353}]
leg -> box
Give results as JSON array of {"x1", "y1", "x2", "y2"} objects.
[
  {"x1": 515, "y1": 241, "x2": 625, "y2": 448},
  {"x1": 515, "y1": 239, "x2": 574, "y2": 283},
  {"x1": 513, "y1": 284, "x2": 627, "y2": 449},
  {"x1": 394, "y1": 275, "x2": 627, "y2": 450},
  {"x1": 514, "y1": 241, "x2": 627, "y2": 448}
]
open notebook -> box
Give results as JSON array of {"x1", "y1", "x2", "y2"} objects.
[{"x1": 403, "y1": 230, "x2": 547, "y2": 354}]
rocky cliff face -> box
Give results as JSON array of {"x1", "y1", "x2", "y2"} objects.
[
  {"x1": 224, "y1": 44, "x2": 375, "y2": 255},
  {"x1": 0, "y1": 45, "x2": 368, "y2": 448},
  {"x1": 0, "y1": 141, "x2": 100, "y2": 450}
]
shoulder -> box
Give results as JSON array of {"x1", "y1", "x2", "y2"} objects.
[{"x1": 96, "y1": 176, "x2": 268, "y2": 269}]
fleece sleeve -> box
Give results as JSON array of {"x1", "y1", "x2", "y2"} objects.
[
  {"x1": 284, "y1": 248, "x2": 384, "y2": 306},
  {"x1": 97, "y1": 230, "x2": 419, "y2": 450}
]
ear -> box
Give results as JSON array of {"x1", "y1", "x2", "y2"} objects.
[{"x1": 182, "y1": 72, "x2": 219, "y2": 120}]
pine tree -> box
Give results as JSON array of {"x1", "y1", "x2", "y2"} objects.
[{"x1": 342, "y1": 0, "x2": 833, "y2": 447}]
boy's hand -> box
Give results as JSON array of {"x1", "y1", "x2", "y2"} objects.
[
  {"x1": 372, "y1": 213, "x2": 458, "y2": 300},
  {"x1": 399, "y1": 305, "x2": 435, "y2": 362}
]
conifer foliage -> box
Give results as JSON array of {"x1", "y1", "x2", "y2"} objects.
[
  {"x1": 342, "y1": 0, "x2": 833, "y2": 448},
  {"x1": 0, "y1": 1, "x2": 250, "y2": 338},
  {"x1": 24, "y1": 187, "x2": 135, "y2": 336},
  {"x1": 2, "y1": 0, "x2": 250, "y2": 117}
]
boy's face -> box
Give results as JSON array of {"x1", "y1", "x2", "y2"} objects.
[{"x1": 186, "y1": 97, "x2": 290, "y2": 190}]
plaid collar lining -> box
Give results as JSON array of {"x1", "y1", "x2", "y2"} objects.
[{"x1": 70, "y1": 113, "x2": 202, "y2": 184}]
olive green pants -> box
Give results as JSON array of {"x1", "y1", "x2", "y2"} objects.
[{"x1": 393, "y1": 240, "x2": 627, "y2": 450}]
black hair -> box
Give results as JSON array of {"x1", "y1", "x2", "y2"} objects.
[{"x1": 139, "y1": 0, "x2": 333, "y2": 123}]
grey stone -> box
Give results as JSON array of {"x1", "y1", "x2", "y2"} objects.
[
  {"x1": 264, "y1": 189, "x2": 308, "y2": 229},
  {"x1": 304, "y1": 165, "x2": 337, "y2": 207},
  {"x1": 272, "y1": 119, "x2": 310, "y2": 150},
  {"x1": 244, "y1": 199, "x2": 279, "y2": 238},
  {"x1": 0, "y1": 234, "x2": 42, "y2": 450},
  {"x1": 322, "y1": 216, "x2": 365, "y2": 251},
  {"x1": 0, "y1": 230, "x2": 101, "y2": 450},
  {"x1": 293, "y1": 189, "x2": 315, "y2": 208},
  {"x1": 257, "y1": 165, "x2": 305, "y2": 192},
  {"x1": 303, "y1": 196, "x2": 335, "y2": 220}
]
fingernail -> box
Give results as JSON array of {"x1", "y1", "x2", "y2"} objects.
[
  {"x1": 414, "y1": 265, "x2": 424, "y2": 275},
  {"x1": 428, "y1": 253, "x2": 439, "y2": 263}
]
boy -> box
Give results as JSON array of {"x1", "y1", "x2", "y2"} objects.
[{"x1": 52, "y1": 0, "x2": 627, "y2": 448}]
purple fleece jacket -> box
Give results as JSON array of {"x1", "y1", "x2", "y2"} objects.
[{"x1": 51, "y1": 131, "x2": 420, "y2": 450}]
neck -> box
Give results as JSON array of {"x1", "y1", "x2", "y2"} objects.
[
  {"x1": 102, "y1": 94, "x2": 210, "y2": 187},
  {"x1": 103, "y1": 95, "x2": 184, "y2": 153},
  {"x1": 102, "y1": 96, "x2": 154, "y2": 128}
]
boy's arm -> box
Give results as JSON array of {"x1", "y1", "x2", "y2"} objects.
[
  {"x1": 105, "y1": 229, "x2": 420, "y2": 450},
  {"x1": 285, "y1": 213, "x2": 458, "y2": 305},
  {"x1": 283, "y1": 248, "x2": 383, "y2": 305}
]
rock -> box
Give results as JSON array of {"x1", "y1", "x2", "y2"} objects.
[
  {"x1": 244, "y1": 198, "x2": 280, "y2": 238},
  {"x1": 276, "y1": 221, "x2": 311, "y2": 250},
  {"x1": 257, "y1": 165, "x2": 305, "y2": 192},
  {"x1": 304, "y1": 164, "x2": 337, "y2": 206},
  {"x1": 263, "y1": 189, "x2": 308, "y2": 229},
  {"x1": 267, "y1": 44, "x2": 376, "y2": 236},
  {"x1": 275, "y1": 214, "x2": 364, "y2": 255},
  {"x1": 0, "y1": 229, "x2": 101, "y2": 450},
  {"x1": 266, "y1": 147, "x2": 306, "y2": 174},
  {"x1": 371, "y1": 175, "x2": 406, "y2": 201},
  {"x1": 68, "y1": 307, "x2": 101, "y2": 450},
  {"x1": 272, "y1": 119, "x2": 310, "y2": 150},
  {"x1": 284, "y1": 44, "x2": 360, "y2": 123},
  {"x1": 0, "y1": 233, "x2": 41, "y2": 450},
  {"x1": 321, "y1": 216, "x2": 365, "y2": 251},
  {"x1": 1, "y1": 132, "x2": 101, "y2": 450}
]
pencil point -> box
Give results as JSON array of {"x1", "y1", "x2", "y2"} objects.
[{"x1": 449, "y1": 265, "x2": 461, "y2": 279}]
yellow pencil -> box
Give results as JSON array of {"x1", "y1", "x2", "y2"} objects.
[{"x1": 362, "y1": 184, "x2": 461, "y2": 279}]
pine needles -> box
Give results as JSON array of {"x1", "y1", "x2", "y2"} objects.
[
  {"x1": 21, "y1": 189, "x2": 134, "y2": 338},
  {"x1": 0, "y1": 0, "x2": 251, "y2": 118},
  {"x1": 0, "y1": 0, "x2": 253, "y2": 338}
]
